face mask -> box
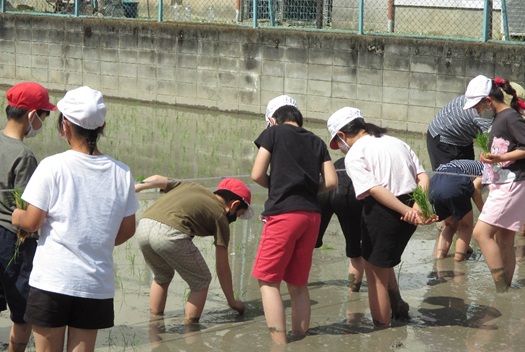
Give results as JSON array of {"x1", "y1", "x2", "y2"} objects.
[
  {"x1": 25, "y1": 112, "x2": 43, "y2": 138},
  {"x1": 226, "y1": 211, "x2": 237, "y2": 224},
  {"x1": 480, "y1": 102, "x2": 496, "y2": 119},
  {"x1": 337, "y1": 135, "x2": 351, "y2": 154}
]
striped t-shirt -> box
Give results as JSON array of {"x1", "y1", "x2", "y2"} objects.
[
  {"x1": 435, "y1": 159, "x2": 484, "y2": 179},
  {"x1": 428, "y1": 95, "x2": 492, "y2": 146}
]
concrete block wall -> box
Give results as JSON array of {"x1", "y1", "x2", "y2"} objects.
[{"x1": 1, "y1": 13, "x2": 525, "y2": 133}]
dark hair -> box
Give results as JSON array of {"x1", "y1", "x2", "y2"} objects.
[
  {"x1": 338, "y1": 117, "x2": 387, "y2": 138},
  {"x1": 5, "y1": 106, "x2": 28, "y2": 121},
  {"x1": 272, "y1": 105, "x2": 303, "y2": 127},
  {"x1": 214, "y1": 189, "x2": 249, "y2": 211},
  {"x1": 489, "y1": 78, "x2": 521, "y2": 113},
  {"x1": 57, "y1": 113, "x2": 104, "y2": 155}
]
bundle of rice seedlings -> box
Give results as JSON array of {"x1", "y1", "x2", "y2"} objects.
[
  {"x1": 7, "y1": 189, "x2": 29, "y2": 268},
  {"x1": 476, "y1": 131, "x2": 490, "y2": 155},
  {"x1": 411, "y1": 186, "x2": 437, "y2": 222}
]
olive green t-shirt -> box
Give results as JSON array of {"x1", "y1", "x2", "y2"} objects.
[{"x1": 142, "y1": 181, "x2": 230, "y2": 247}]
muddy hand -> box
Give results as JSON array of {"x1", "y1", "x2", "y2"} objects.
[{"x1": 229, "y1": 300, "x2": 245, "y2": 315}]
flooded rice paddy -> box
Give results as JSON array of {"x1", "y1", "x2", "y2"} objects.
[{"x1": 2, "y1": 92, "x2": 525, "y2": 351}]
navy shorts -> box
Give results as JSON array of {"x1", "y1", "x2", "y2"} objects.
[
  {"x1": 0, "y1": 226, "x2": 37, "y2": 323},
  {"x1": 24, "y1": 287, "x2": 114, "y2": 329},
  {"x1": 361, "y1": 194, "x2": 417, "y2": 268},
  {"x1": 429, "y1": 168, "x2": 474, "y2": 221}
]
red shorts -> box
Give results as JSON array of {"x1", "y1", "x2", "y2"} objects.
[{"x1": 252, "y1": 211, "x2": 320, "y2": 286}]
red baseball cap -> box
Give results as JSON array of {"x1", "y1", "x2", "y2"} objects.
[
  {"x1": 216, "y1": 178, "x2": 254, "y2": 220},
  {"x1": 6, "y1": 82, "x2": 57, "y2": 111}
]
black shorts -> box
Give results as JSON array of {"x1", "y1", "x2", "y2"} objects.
[
  {"x1": 0, "y1": 226, "x2": 37, "y2": 323},
  {"x1": 429, "y1": 168, "x2": 474, "y2": 221},
  {"x1": 361, "y1": 194, "x2": 417, "y2": 268},
  {"x1": 24, "y1": 287, "x2": 114, "y2": 329},
  {"x1": 426, "y1": 131, "x2": 474, "y2": 171}
]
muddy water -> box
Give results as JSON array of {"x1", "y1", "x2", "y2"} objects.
[{"x1": 1, "y1": 92, "x2": 525, "y2": 351}]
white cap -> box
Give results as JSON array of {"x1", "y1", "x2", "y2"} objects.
[
  {"x1": 327, "y1": 107, "x2": 363, "y2": 150},
  {"x1": 463, "y1": 75, "x2": 492, "y2": 110},
  {"x1": 265, "y1": 95, "x2": 297, "y2": 127},
  {"x1": 57, "y1": 86, "x2": 106, "y2": 130}
]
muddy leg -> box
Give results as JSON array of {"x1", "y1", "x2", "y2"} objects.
[{"x1": 490, "y1": 267, "x2": 509, "y2": 293}]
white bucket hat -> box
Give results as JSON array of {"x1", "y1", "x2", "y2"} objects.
[
  {"x1": 57, "y1": 86, "x2": 106, "y2": 130},
  {"x1": 463, "y1": 75, "x2": 492, "y2": 110},
  {"x1": 327, "y1": 107, "x2": 363, "y2": 150},
  {"x1": 265, "y1": 95, "x2": 297, "y2": 127}
]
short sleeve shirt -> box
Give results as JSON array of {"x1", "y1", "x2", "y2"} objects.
[
  {"x1": 345, "y1": 134, "x2": 426, "y2": 199},
  {"x1": 142, "y1": 182, "x2": 230, "y2": 247},
  {"x1": 254, "y1": 124, "x2": 332, "y2": 216},
  {"x1": 483, "y1": 108, "x2": 525, "y2": 183}
]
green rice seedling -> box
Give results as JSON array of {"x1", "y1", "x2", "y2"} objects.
[
  {"x1": 411, "y1": 186, "x2": 437, "y2": 222},
  {"x1": 7, "y1": 189, "x2": 29, "y2": 268},
  {"x1": 476, "y1": 131, "x2": 490, "y2": 155}
]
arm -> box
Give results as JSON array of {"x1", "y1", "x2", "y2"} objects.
[
  {"x1": 251, "y1": 147, "x2": 271, "y2": 188},
  {"x1": 471, "y1": 177, "x2": 484, "y2": 213},
  {"x1": 480, "y1": 150, "x2": 525, "y2": 164},
  {"x1": 369, "y1": 186, "x2": 413, "y2": 216},
  {"x1": 318, "y1": 160, "x2": 338, "y2": 194},
  {"x1": 215, "y1": 245, "x2": 245, "y2": 314},
  {"x1": 115, "y1": 214, "x2": 136, "y2": 246},
  {"x1": 135, "y1": 174, "x2": 171, "y2": 193},
  {"x1": 11, "y1": 204, "x2": 47, "y2": 233}
]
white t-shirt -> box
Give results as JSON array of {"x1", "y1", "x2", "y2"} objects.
[
  {"x1": 22, "y1": 150, "x2": 139, "y2": 299},
  {"x1": 345, "y1": 134, "x2": 426, "y2": 199}
]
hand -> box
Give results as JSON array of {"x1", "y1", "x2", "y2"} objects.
[
  {"x1": 400, "y1": 208, "x2": 420, "y2": 225},
  {"x1": 480, "y1": 153, "x2": 502, "y2": 164},
  {"x1": 229, "y1": 300, "x2": 245, "y2": 315},
  {"x1": 11, "y1": 208, "x2": 21, "y2": 227}
]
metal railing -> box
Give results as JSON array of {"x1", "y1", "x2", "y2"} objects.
[{"x1": 1, "y1": 0, "x2": 524, "y2": 43}]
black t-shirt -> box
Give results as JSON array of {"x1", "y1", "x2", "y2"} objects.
[
  {"x1": 489, "y1": 108, "x2": 525, "y2": 182},
  {"x1": 254, "y1": 124, "x2": 332, "y2": 216}
]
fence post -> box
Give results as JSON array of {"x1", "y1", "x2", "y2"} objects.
[
  {"x1": 501, "y1": 0, "x2": 509, "y2": 40},
  {"x1": 1, "y1": 0, "x2": 4, "y2": 13},
  {"x1": 158, "y1": 0, "x2": 163, "y2": 21},
  {"x1": 269, "y1": 0, "x2": 274, "y2": 26},
  {"x1": 358, "y1": 0, "x2": 364, "y2": 34},
  {"x1": 482, "y1": 0, "x2": 493, "y2": 42},
  {"x1": 75, "y1": 0, "x2": 79, "y2": 16},
  {"x1": 253, "y1": 0, "x2": 258, "y2": 28}
]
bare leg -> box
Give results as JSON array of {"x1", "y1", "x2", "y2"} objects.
[
  {"x1": 286, "y1": 283, "x2": 310, "y2": 338},
  {"x1": 66, "y1": 327, "x2": 98, "y2": 352},
  {"x1": 473, "y1": 221, "x2": 510, "y2": 292},
  {"x1": 363, "y1": 260, "x2": 391, "y2": 327},
  {"x1": 259, "y1": 280, "x2": 286, "y2": 344},
  {"x1": 184, "y1": 288, "x2": 208, "y2": 324},
  {"x1": 387, "y1": 268, "x2": 409, "y2": 321},
  {"x1": 9, "y1": 322, "x2": 32, "y2": 352},
  {"x1": 150, "y1": 280, "x2": 171, "y2": 315},
  {"x1": 32, "y1": 325, "x2": 66, "y2": 352},
  {"x1": 348, "y1": 257, "x2": 364, "y2": 292},
  {"x1": 494, "y1": 230, "x2": 517, "y2": 285},
  {"x1": 454, "y1": 211, "x2": 473, "y2": 262},
  {"x1": 435, "y1": 216, "x2": 458, "y2": 259}
]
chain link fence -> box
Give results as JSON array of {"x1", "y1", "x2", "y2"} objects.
[{"x1": 1, "y1": 0, "x2": 524, "y2": 42}]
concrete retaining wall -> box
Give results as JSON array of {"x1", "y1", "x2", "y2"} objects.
[{"x1": 1, "y1": 13, "x2": 525, "y2": 132}]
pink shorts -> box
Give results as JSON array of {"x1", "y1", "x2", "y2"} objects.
[
  {"x1": 478, "y1": 180, "x2": 525, "y2": 232},
  {"x1": 252, "y1": 211, "x2": 320, "y2": 286}
]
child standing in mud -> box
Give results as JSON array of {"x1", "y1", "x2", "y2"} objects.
[
  {"x1": 327, "y1": 107, "x2": 433, "y2": 327},
  {"x1": 429, "y1": 159, "x2": 484, "y2": 261},
  {"x1": 251, "y1": 96, "x2": 337, "y2": 344},
  {"x1": 12, "y1": 86, "x2": 139, "y2": 351},
  {"x1": 463, "y1": 75, "x2": 525, "y2": 292},
  {"x1": 0, "y1": 82, "x2": 56, "y2": 352},
  {"x1": 134, "y1": 177, "x2": 251, "y2": 322}
]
